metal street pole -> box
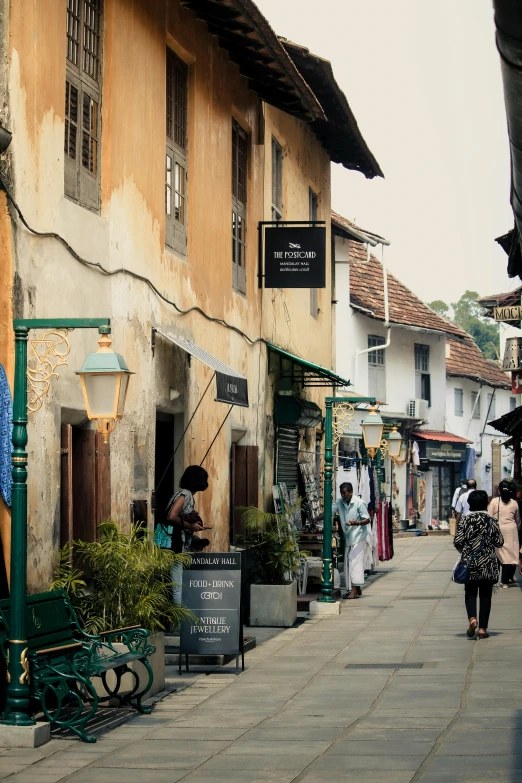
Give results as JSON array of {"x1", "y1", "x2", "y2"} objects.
[
  {"x1": 319, "y1": 396, "x2": 376, "y2": 603},
  {"x1": 1, "y1": 318, "x2": 110, "y2": 727}
]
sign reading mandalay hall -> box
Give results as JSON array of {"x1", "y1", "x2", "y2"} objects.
[
  {"x1": 180, "y1": 552, "x2": 241, "y2": 656},
  {"x1": 264, "y1": 226, "x2": 326, "y2": 288}
]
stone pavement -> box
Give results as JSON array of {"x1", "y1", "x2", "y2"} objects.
[{"x1": 2, "y1": 535, "x2": 522, "y2": 783}]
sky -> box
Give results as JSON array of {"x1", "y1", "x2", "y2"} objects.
[{"x1": 256, "y1": 0, "x2": 515, "y2": 305}]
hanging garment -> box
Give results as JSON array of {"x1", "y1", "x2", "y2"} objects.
[
  {"x1": 0, "y1": 365, "x2": 12, "y2": 507},
  {"x1": 358, "y1": 466, "x2": 371, "y2": 505},
  {"x1": 418, "y1": 478, "x2": 426, "y2": 514},
  {"x1": 463, "y1": 447, "x2": 476, "y2": 480},
  {"x1": 369, "y1": 465, "x2": 376, "y2": 513},
  {"x1": 412, "y1": 441, "x2": 420, "y2": 467},
  {"x1": 387, "y1": 501, "x2": 394, "y2": 559}
]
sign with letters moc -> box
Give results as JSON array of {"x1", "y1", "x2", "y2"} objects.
[
  {"x1": 264, "y1": 226, "x2": 326, "y2": 288},
  {"x1": 180, "y1": 552, "x2": 242, "y2": 659}
]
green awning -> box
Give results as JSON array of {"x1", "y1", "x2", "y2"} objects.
[{"x1": 267, "y1": 342, "x2": 351, "y2": 388}]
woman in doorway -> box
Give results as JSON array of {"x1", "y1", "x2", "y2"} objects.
[
  {"x1": 454, "y1": 490, "x2": 503, "y2": 639},
  {"x1": 488, "y1": 480, "x2": 520, "y2": 587},
  {"x1": 166, "y1": 465, "x2": 211, "y2": 605}
]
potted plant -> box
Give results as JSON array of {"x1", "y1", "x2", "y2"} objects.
[
  {"x1": 51, "y1": 520, "x2": 193, "y2": 698},
  {"x1": 238, "y1": 506, "x2": 304, "y2": 627}
]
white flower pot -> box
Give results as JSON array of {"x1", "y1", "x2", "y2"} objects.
[{"x1": 250, "y1": 581, "x2": 297, "y2": 627}]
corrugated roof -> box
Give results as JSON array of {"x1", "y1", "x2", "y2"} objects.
[
  {"x1": 412, "y1": 430, "x2": 472, "y2": 444},
  {"x1": 332, "y1": 211, "x2": 389, "y2": 246},
  {"x1": 446, "y1": 337, "x2": 510, "y2": 389},
  {"x1": 347, "y1": 239, "x2": 468, "y2": 338}
]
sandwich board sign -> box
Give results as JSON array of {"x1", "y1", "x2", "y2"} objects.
[{"x1": 179, "y1": 551, "x2": 243, "y2": 673}]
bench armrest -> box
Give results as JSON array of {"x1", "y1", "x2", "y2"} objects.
[
  {"x1": 98, "y1": 625, "x2": 141, "y2": 637},
  {"x1": 87, "y1": 627, "x2": 154, "y2": 658}
]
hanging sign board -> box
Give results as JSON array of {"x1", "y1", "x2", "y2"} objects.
[
  {"x1": 180, "y1": 552, "x2": 241, "y2": 656},
  {"x1": 215, "y1": 372, "x2": 249, "y2": 407},
  {"x1": 512, "y1": 371, "x2": 522, "y2": 394},
  {"x1": 264, "y1": 226, "x2": 326, "y2": 289},
  {"x1": 494, "y1": 305, "x2": 522, "y2": 321}
]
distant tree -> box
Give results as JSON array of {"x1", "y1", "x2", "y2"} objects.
[
  {"x1": 426, "y1": 290, "x2": 500, "y2": 360},
  {"x1": 427, "y1": 300, "x2": 450, "y2": 318}
]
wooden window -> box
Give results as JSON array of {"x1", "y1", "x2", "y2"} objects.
[
  {"x1": 231, "y1": 444, "x2": 258, "y2": 543},
  {"x1": 64, "y1": 0, "x2": 103, "y2": 211},
  {"x1": 471, "y1": 391, "x2": 481, "y2": 419},
  {"x1": 166, "y1": 49, "x2": 188, "y2": 255},
  {"x1": 368, "y1": 335, "x2": 386, "y2": 401},
  {"x1": 232, "y1": 120, "x2": 248, "y2": 294},
  {"x1": 271, "y1": 138, "x2": 283, "y2": 221},
  {"x1": 309, "y1": 188, "x2": 319, "y2": 317},
  {"x1": 487, "y1": 392, "x2": 496, "y2": 420},
  {"x1": 414, "y1": 344, "x2": 431, "y2": 406},
  {"x1": 454, "y1": 388, "x2": 464, "y2": 417}
]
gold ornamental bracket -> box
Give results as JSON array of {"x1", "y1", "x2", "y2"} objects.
[
  {"x1": 27, "y1": 329, "x2": 72, "y2": 414},
  {"x1": 332, "y1": 401, "x2": 355, "y2": 446}
]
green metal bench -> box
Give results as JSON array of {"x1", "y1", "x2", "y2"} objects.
[{"x1": 0, "y1": 590, "x2": 156, "y2": 742}]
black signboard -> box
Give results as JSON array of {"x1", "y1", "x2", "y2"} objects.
[
  {"x1": 264, "y1": 226, "x2": 326, "y2": 289},
  {"x1": 180, "y1": 552, "x2": 242, "y2": 665},
  {"x1": 215, "y1": 372, "x2": 249, "y2": 407}
]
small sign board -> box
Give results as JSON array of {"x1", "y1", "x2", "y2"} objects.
[
  {"x1": 264, "y1": 226, "x2": 326, "y2": 289},
  {"x1": 512, "y1": 371, "x2": 522, "y2": 394},
  {"x1": 494, "y1": 305, "x2": 522, "y2": 322},
  {"x1": 180, "y1": 552, "x2": 242, "y2": 661},
  {"x1": 425, "y1": 444, "x2": 466, "y2": 462},
  {"x1": 215, "y1": 372, "x2": 249, "y2": 407}
]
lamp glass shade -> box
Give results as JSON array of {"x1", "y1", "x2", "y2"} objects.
[
  {"x1": 361, "y1": 406, "x2": 384, "y2": 450},
  {"x1": 81, "y1": 373, "x2": 120, "y2": 419},
  {"x1": 117, "y1": 372, "x2": 130, "y2": 418},
  {"x1": 387, "y1": 427, "x2": 403, "y2": 458}
]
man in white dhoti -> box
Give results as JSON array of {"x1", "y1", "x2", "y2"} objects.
[{"x1": 333, "y1": 482, "x2": 370, "y2": 600}]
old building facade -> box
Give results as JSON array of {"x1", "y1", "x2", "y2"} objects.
[{"x1": 0, "y1": 0, "x2": 381, "y2": 589}]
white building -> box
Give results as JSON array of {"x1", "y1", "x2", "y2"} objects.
[{"x1": 332, "y1": 211, "x2": 510, "y2": 529}]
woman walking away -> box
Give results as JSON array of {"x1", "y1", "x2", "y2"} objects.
[
  {"x1": 488, "y1": 480, "x2": 520, "y2": 587},
  {"x1": 454, "y1": 490, "x2": 503, "y2": 639}
]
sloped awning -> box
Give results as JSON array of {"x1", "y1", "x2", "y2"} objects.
[
  {"x1": 153, "y1": 329, "x2": 248, "y2": 407},
  {"x1": 267, "y1": 342, "x2": 351, "y2": 388},
  {"x1": 412, "y1": 431, "x2": 472, "y2": 444}
]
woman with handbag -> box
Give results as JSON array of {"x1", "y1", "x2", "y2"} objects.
[
  {"x1": 163, "y1": 466, "x2": 212, "y2": 606},
  {"x1": 454, "y1": 490, "x2": 503, "y2": 639},
  {"x1": 487, "y1": 480, "x2": 520, "y2": 587}
]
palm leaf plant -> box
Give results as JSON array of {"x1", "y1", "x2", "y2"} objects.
[
  {"x1": 237, "y1": 505, "x2": 306, "y2": 585},
  {"x1": 51, "y1": 521, "x2": 194, "y2": 634}
]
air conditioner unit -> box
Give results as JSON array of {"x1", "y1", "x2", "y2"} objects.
[{"x1": 407, "y1": 399, "x2": 428, "y2": 419}]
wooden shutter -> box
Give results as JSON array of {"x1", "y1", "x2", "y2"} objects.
[
  {"x1": 78, "y1": 81, "x2": 100, "y2": 210},
  {"x1": 275, "y1": 426, "x2": 299, "y2": 489},
  {"x1": 60, "y1": 424, "x2": 73, "y2": 549},
  {"x1": 72, "y1": 429, "x2": 97, "y2": 542},
  {"x1": 231, "y1": 445, "x2": 258, "y2": 542},
  {"x1": 95, "y1": 431, "x2": 111, "y2": 524},
  {"x1": 64, "y1": 75, "x2": 80, "y2": 201}
]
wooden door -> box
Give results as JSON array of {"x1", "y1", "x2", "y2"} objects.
[
  {"x1": 72, "y1": 429, "x2": 97, "y2": 542},
  {"x1": 60, "y1": 424, "x2": 73, "y2": 549},
  {"x1": 231, "y1": 445, "x2": 258, "y2": 543}
]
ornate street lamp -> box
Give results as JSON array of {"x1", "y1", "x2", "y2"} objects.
[
  {"x1": 76, "y1": 329, "x2": 133, "y2": 442},
  {"x1": 387, "y1": 426, "x2": 403, "y2": 462},
  {"x1": 361, "y1": 405, "x2": 384, "y2": 458},
  {"x1": 1, "y1": 319, "x2": 131, "y2": 735}
]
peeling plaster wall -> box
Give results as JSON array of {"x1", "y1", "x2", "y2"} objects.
[{"x1": 7, "y1": 0, "x2": 334, "y2": 590}]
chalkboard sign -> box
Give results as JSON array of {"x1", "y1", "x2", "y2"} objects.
[
  {"x1": 180, "y1": 552, "x2": 242, "y2": 666},
  {"x1": 264, "y1": 226, "x2": 326, "y2": 289}
]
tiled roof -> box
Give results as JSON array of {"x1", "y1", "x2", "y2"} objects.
[
  {"x1": 412, "y1": 430, "x2": 472, "y2": 444},
  {"x1": 347, "y1": 239, "x2": 468, "y2": 338},
  {"x1": 446, "y1": 337, "x2": 510, "y2": 389},
  {"x1": 332, "y1": 211, "x2": 389, "y2": 245}
]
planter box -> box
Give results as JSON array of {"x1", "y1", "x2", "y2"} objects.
[
  {"x1": 250, "y1": 581, "x2": 297, "y2": 627},
  {"x1": 92, "y1": 631, "x2": 165, "y2": 703}
]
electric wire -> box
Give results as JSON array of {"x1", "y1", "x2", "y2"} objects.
[{"x1": 0, "y1": 173, "x2": 264, "y2": 347}]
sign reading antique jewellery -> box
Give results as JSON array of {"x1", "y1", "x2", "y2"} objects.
[
  {"x1": 264, "y1": 226, "x2": 326, "y2": 288},
  {"x1": 180, "y1": 552, "x2": 241, "y2": 656}
]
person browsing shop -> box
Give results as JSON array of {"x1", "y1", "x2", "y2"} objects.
[
  {"x1": 333, "y1": 482, "x2": 370, "y2": 600},
  {"x1": 455, "y1": 479, "x2": 477, "y2": 523}
]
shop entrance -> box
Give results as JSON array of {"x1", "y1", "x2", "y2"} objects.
[
  {"x1": 154, "y1": 413, "x2": 175, "y2": 526},
  {"x1": 431, "y1": 463, "x2": 458, "y2": 522}
]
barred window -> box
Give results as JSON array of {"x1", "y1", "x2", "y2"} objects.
[
  {"x1": 232, "y1": 120, "x2": 248, "y2": 294},
  {"x1": 166, "y1": 50, "x2": 188, "y2": 255},
  {"x1": 64, "y1": 0, "x2": 103, "y2": 211}
]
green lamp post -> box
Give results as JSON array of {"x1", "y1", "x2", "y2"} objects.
[
  {"x1": 1, "y1": 318, "x2": 132, "y2": 728},
  {"x1": 318, "y1": 396, "x2": 377, "y2": 603}
]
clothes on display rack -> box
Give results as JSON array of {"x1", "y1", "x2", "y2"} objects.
[
  {"x1": 412, "y1": 441, "x2": 420, "y2": 467},
  {"x1": 358, "y1": 465, "x2": 371, "y2": 505},
  {"x1": 376, "y1": 500, "x2": 393, "y2": 562}
]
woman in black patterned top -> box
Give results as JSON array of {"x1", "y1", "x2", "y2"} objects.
[{"x1": 454, "y1": 490, "x2": 503, "y2": 639}]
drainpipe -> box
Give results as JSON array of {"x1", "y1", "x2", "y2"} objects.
[{"x1": 354, "y1": 244, "x2": 391, "y2": 389}]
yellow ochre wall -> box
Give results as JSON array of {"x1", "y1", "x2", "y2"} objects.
[{"x1": 5, "y1": 0, "x2": 333, "y2": 589}]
